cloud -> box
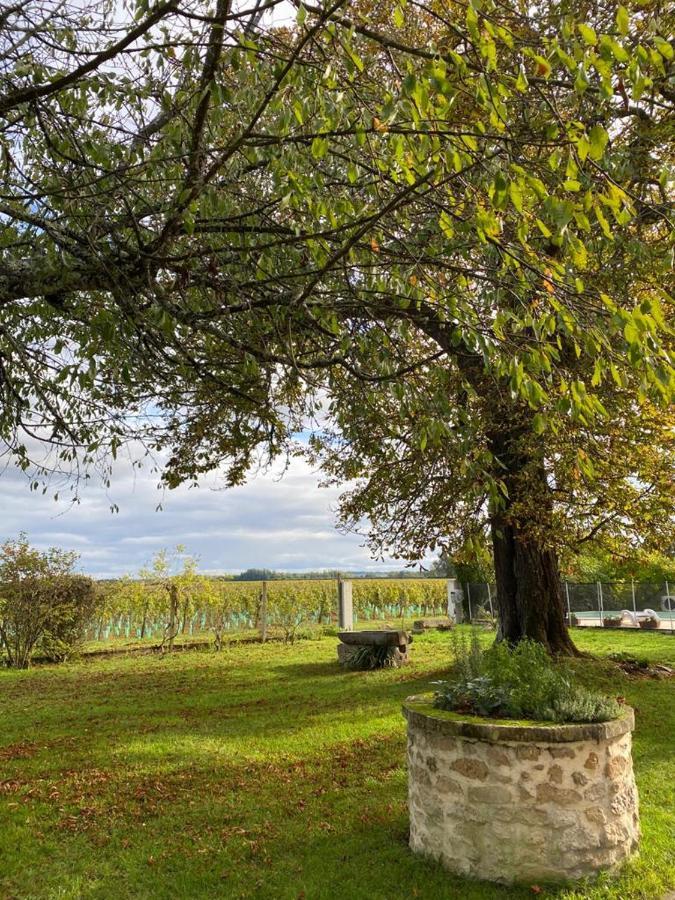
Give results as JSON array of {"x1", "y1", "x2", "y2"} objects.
[{"x1": 0, "y1": 452, "x2": 416, "y2": 578}]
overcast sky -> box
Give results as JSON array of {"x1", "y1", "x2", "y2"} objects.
[{"x1": 0, "y1": 451, "x2": 415, "y2": 578}]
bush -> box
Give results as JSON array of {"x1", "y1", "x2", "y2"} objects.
[
  {"x1": 433, "y1": 632, "x2": 621, "y2": 724},
  {"x1": 0, "y1": 535, "x2": 97, "y2": 668},
  {"x1": 38, "y1": 576, "x2": 98, "y2": 662}
]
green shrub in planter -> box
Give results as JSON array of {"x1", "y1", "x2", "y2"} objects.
[
  {"x1": 603, "y1": 615, "x2": 623, "y2": 628},
  {"x1": 639, "y1": 616, "x2": 659, "y2": 630},
  {"x1": 433, "y1": 632, "x2": 620, "y2": 724}
]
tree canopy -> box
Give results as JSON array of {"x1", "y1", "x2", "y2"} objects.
[{"x1": 1, "y1": 0, "x2": 673, "y2": 648}]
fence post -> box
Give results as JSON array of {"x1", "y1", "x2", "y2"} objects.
[
  {"x1": 666, "y1": 581, "x2": 673, "y2": 634},
  {"x1": 631, "y1": 578, "x2": 637, "y2": 619},
  {"x1": 565, "y1": 582, "x2": 571, "y2": 624},
  {"x1": 597, "y1": 581, "x2": 604, "y2": 626},
  {"x1": 486, "y1": 582, "x2": 494, "y2": 618},
  {"x1": 466, "y1": 583, "x2": 473, "y2": 622},
  {"x1": 259, "y1": 581, "x2": 268, "y2": 643},
  {"x1": 338, "y1": 579, "x2": 353, "y2": 631}
]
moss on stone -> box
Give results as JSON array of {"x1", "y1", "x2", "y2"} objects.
[{"x1": 402, "y1": 693, "x2": 634, "y2": 744}]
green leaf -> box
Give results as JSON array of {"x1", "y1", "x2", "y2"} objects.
[
  {"x1": 347, "y1": 49, "x2": 364, "y2": 73},
  {"x1": 616, "y1": 6, "x2": 629, "y2": 36},
  {"x1": 310, "y1": 136, "x2": 329, "y2": 159},
  {"x1": 509, "y1": 181, "x2": 524, "y2": 213},
  {"x1": 594, "y1": 204, "x2": 613, "y2": 238},
  {"x1": 576, "y1": 135, "x2": 590, "y2": 161},
  {"x1": 466, "y1": 4, "x2": 480, "y2": 40},
  {"x1": 515, "y1": 68, "x2": 528, "y2": 92},
  {"x1": 569, "y1": 235, "x2": 588, "y2": 269},
  {"x1": 653, "y1": 36, "x2": 674, "y2": 61},
  {"x1": 591, "y1": 359, "x2": 603, "y2": 387},
  {"x1": 439, "y1": 210, "x2": 455, "y2": 239},
  {"x1": 578, "y1": 24, "x2": 597, "y2": 45},
  {"x1": 588, "y1": 124, "x2": 609, "y2": 160},
  {"x1": 624, "y1": 321, "x2": 640, "y2": 346}
]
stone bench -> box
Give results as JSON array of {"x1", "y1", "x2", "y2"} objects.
[{"x1": 337, "y1": 629, "x2": 412, "y2": 667}]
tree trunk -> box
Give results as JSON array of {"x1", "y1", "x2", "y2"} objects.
[
  {"x1": 491, "y1": 514, "x2": 577, "y2": 655},
  {"x1": 488, "y1": 427, "x2": 578, "y2": 656}
]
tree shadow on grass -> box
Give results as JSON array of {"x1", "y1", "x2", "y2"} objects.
[
  {"x1": 270, "y1": 660, "x2": 342, "y2": 678},
  {"x1": 10, "y1": 731, "x2": 532, "y2": 900}
]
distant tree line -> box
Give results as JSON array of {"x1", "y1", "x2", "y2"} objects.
[{"x1": 231, "y1": 567, "x2": 434, "y2": 582}]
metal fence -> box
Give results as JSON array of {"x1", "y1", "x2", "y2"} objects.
[{"x1": 460, "y1": 580, "x2": 674, "y2": 631}]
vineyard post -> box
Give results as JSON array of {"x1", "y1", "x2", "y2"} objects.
[
  {"x1": 338, "y1": 579, "x2": 353, "y2": 631},
  {"x1": 565, "y1": 582, "x2": 572, "y2": 624},
  {"x1": 447, "y1": 579, "x2": 463, "y2": 623},
  {"x1": 260, "y1": 581, "x2": 268, "y2": 643}
]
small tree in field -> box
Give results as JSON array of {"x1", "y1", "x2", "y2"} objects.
[
  {"x1": 139, "y1": 547, "x2": 203, "y2": 652},
  {"x1": 203, "y1": 582, "x2": 239, "y2": 650},
  {"x1": 268, "y1": 584, "x2": 315, "y2": 643},
  {"x1": 0, "y1": 535, "x2": 95, "y2": 668}
]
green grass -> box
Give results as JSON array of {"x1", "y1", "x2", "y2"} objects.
[{"x1": 0, "y1": 628, "x2": 673, "y2": 899}]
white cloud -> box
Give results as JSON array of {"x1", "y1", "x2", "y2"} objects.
[{"x1": 0, "y1": 453, "x2": 413, "y2": 577}]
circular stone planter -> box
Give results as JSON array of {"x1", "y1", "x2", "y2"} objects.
[{"x1": 402, "y1": 696, "x2": 639, "y2": 884}]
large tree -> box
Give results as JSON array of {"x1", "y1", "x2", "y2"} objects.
[{"x1": 0, "y1": 0, "x2": 673, "y2": 652}]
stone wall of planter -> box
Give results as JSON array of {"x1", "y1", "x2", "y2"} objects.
[{"x1": 403, "y1": 697, "x2": 639, "y2": 884}]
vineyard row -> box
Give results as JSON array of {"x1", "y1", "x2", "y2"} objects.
[{"x1": 88, "y1": 578, "x2": 449, "y2": 643}]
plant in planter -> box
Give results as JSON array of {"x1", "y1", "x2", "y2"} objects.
[
  {"x1": 639, "y1": 616, "x2": 659, "y2": 630},
  {"x1": 433, "y1": 632, "x2": 620, "y2": 723},
  {"x1": 603, "y1": 616, "x2": 624, "y2": 628},
  {"x1": 569, "y1": 613, "x2": 580, "y2": 627},
  {"x1": 403, "y1": 633, "x2": 639, "y2": 884}
]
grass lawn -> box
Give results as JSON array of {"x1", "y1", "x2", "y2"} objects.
[{"x1": 0, "y1": 628, "x2": 673, "y2": 899}]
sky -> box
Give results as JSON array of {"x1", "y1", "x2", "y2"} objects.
[{"x1": 0, "y1": 451, "x2": 414, "y2": 578}]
